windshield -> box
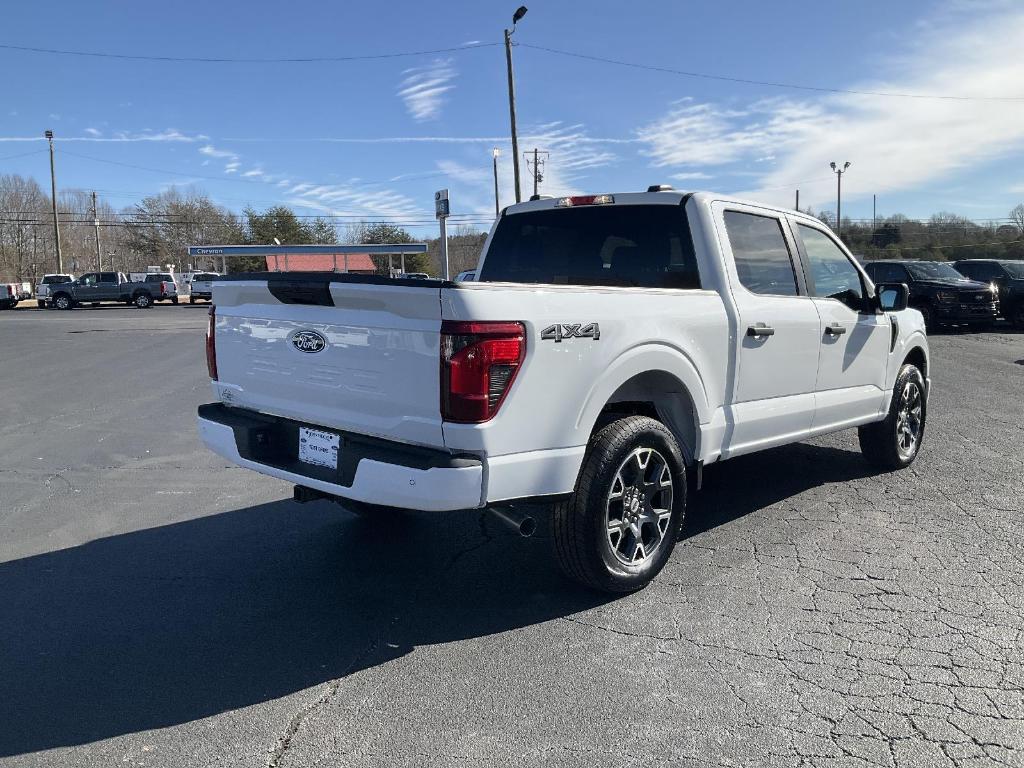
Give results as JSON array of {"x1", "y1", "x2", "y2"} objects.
[
  {"x1": 480, "y1": 204, "x2": 701, "y2": 289},
  {"x1": 906, "y1": 262, "x2": 966, "y2": 281},
  {"x1": 1001, "y1": 261, "x2": 1024, "y2": 279}
]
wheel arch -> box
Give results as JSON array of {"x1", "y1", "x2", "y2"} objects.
[
  {"x1": 577, "y1": 345, "x2": 710, "y2": 466},
  {"x1": 903, "y1": 344, "x2": 927, "y2": 380}
]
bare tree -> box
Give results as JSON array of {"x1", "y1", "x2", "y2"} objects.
[
  {"x1": 1010, "y1": 204, "x2": 1024, "y2": 235},
  {"x1": 0, "y1": 174, "x2": 49, "y2": 281}
]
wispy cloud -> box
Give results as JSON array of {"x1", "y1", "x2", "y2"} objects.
[
  {"x1": 397, "y1": 58, "x2": 457, "y2": 121},
  {"x1": 83, "y1": 127, "x2": 102, "y2": 137},
  {"x1": 636, "y1": 6, "x2": 1024, "y2": 208},
  {"x1": 671, "y1": 171, "x2": 714, "y2": 181},
  {"x1": 0, "y1": 128, "x2": 208, "y2": 143},
  {"x1": 199, "y1": 144, "x2": 237, "y2": 159},
  {"x1": 429, "y1": 122, "x2": 622, "y2": 218}
]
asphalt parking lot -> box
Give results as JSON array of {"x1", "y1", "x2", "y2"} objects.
[{"x1": 1, "y1": 306, "x2": 1022, "y2": 768}]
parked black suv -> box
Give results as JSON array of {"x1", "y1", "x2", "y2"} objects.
[
  {"x1": 862, "y1": 260, "x2": 998, "y2": 329},
  {"x1": 952, "y1": 259, "x2": 1024, "y2": 327}
]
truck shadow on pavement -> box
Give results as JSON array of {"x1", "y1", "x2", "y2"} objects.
[{"x1": 0, "y1": 442, "x2": 873, "y2": 757}]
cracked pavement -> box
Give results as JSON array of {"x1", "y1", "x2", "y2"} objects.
[{"x1": 0, "y1": 308, "x2": 1021, "y2": 767}]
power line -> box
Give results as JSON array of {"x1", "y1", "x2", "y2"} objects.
[
  {"x1": 0, "y1": 41, "x2": 499, "y2": 64},
  {"x1": 517, "y1": 42, "x2": 1024, "y2": 102},
  {"x1": 0, "y1": 148, "x2": 46, "y2": 162}
]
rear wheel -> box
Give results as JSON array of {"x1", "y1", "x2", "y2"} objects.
[
  {"x1": 552, "y1": 415, "x2": 686, "y2": 593},
  {"x1": 171, "y1": 296, "x2": 179, "y2": 305},
  {"x1": 189, "y1": 296, "x2": 196, "y2": 305},
  {"x1": 37, "y1": 300, "x2": 45, "y2": 308},
  {"x1": 134, "y1": 292, "x2": 152, "y2": 309},
  {"x1": 858, "y1": 364, "x2": 926, "y2": 471}
]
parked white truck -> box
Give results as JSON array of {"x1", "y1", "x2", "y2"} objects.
[{"x1": 198, "y1": 189, "x2": 930, "y2": 592}]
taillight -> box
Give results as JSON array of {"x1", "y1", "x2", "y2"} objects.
[
  {"x1": 555, "y1": 194, "x2": 614, "y2": 207},
  {"x1": 441, "y1": 321, "x2": 525, "y2": 423},
  {"x1": 206, "y1": 306, "x2": 218, "y2": 380}
]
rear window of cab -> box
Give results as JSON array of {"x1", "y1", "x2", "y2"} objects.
[{"x1": 480, "y1": 204, "x2": 701, "y2": 289}]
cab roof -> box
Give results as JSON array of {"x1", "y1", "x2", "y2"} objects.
[{"x1": 503, "y1": 188, "x2": 824, "y2": 226}]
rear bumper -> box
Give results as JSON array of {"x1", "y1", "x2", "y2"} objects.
[{"x1": 197, "y1": 403, "x2": 485, "y2": 511}]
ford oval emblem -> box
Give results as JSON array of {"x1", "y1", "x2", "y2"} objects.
[{"x1": 291, "y1": 329, "x2": 327, "y2": 353}]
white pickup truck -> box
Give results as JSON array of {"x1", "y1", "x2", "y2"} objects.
[{"x1": 198, "y1": 189, "x2": 929, "y2": 592}]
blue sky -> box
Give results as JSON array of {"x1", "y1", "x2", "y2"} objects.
[{"x1": 3, "y1": 0, "x2": 1024, "y2": 235}]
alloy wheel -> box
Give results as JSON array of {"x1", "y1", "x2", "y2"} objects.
[
  {"x1": 606, "y1": 447, "x2": 674, "y2": 565},
  {"x1": 895, "y1": 380, "x2": 923, "y2": 458}
]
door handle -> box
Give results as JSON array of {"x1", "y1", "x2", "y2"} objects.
[
  {"x1": 746, "y1": 324, "x2": 775, "y2": 338},
  {"x1": 825, "y1": 324, "x2": 847, "y2": 336}
]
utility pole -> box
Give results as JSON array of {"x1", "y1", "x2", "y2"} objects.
[
  {"x1": 435, "y1": 189, "x2": 450, "y2": 280},
  {"x1": 492, "y1": 148, "x2": 501, "y2": 216},
  {"x1": 525, "y1": 148, "x2": 548, "y2": 199},
  {"x1": 91, "y1": 191, "x2": 103, "y2": 272},
  {"x1": 45, "y1": 130, "x2": 63, "y2": 273},
  {"x1": 830, "y1": 161, "x2": 851, "y2": 237},
  {"x1": 504, "y1": 6, "x2": 528, "y2": 204},
  {"x1": 795, "y1": 189, "x2": 800, "y2": 211},
  {"x1": 872, "y1": 194, "x2": 877, "y2": 230}
]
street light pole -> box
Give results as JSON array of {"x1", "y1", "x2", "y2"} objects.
[
  {"x1": 504, "y1": 6, "x2": 527, "y2": 204},
  {"x1": 45, "y1": 130, "x2": 63, "y2": 273},
  {"x1": 492, "y1": 148, "x2": 501, "y2": 216},
  {"x1": 830, "y1": 161, "x2": 850, "y2": 237}
]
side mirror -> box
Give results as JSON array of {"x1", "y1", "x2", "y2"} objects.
[{"x1": 875, "y1": 282, "x2": 909, "y2": 312}]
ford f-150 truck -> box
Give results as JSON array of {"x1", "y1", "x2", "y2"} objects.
[{"x1": 198, "y1": 189, "x2": 930, "y2": 593}]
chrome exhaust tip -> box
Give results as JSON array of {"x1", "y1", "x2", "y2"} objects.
[{"x1": 489, "y1": 505, "x2": 536, "y2": 537}]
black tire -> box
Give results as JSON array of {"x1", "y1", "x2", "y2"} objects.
[
  {"x1": 189, "y1": 296, "x2": 196, "y2": 305},
  {"x1": 134, "y1": 292, "x2": 152, "y2": 309},
  {"x1": 37, "y1": 300, "x2": 45, "y2": 309},
  {"x1": 858, "y1": 363, "x2": 927, "y2": 471},
  {"x1": 552, "y1": 415, "x2": 686, "y2": 594},
  {"x1": 171, "y1": 296, "x2": 179, "y2": 305},
  {"x1": 53, "y1": 293, "x2": 73, "y2": 310}
]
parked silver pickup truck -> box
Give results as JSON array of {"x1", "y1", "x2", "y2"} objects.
[{"x1": 188, "y1": 272, "x2": 219, "y2": 304}]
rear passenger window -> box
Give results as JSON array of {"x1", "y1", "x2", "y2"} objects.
[{"x1": 723, "y1": 211, "x2": 798, "y2": 296}]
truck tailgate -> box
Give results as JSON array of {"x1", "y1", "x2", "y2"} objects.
[{"x1": 213, "y1": 276, "x2": 445, "y2": 448}]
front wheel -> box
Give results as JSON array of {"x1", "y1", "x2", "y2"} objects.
[
  {"x1": 53, "y1": 294, "x2": 73, "y2": 310},
  {"x1": 552, "y1": 415, "x2": 686, "y2": 593},
  {"x1": 858, "y1": 364, "x2": 927, "y2": 471}
]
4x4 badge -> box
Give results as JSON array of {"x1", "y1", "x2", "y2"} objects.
[{"x1": 540, "y1": 323, "x2": 601, "y2": 342}]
